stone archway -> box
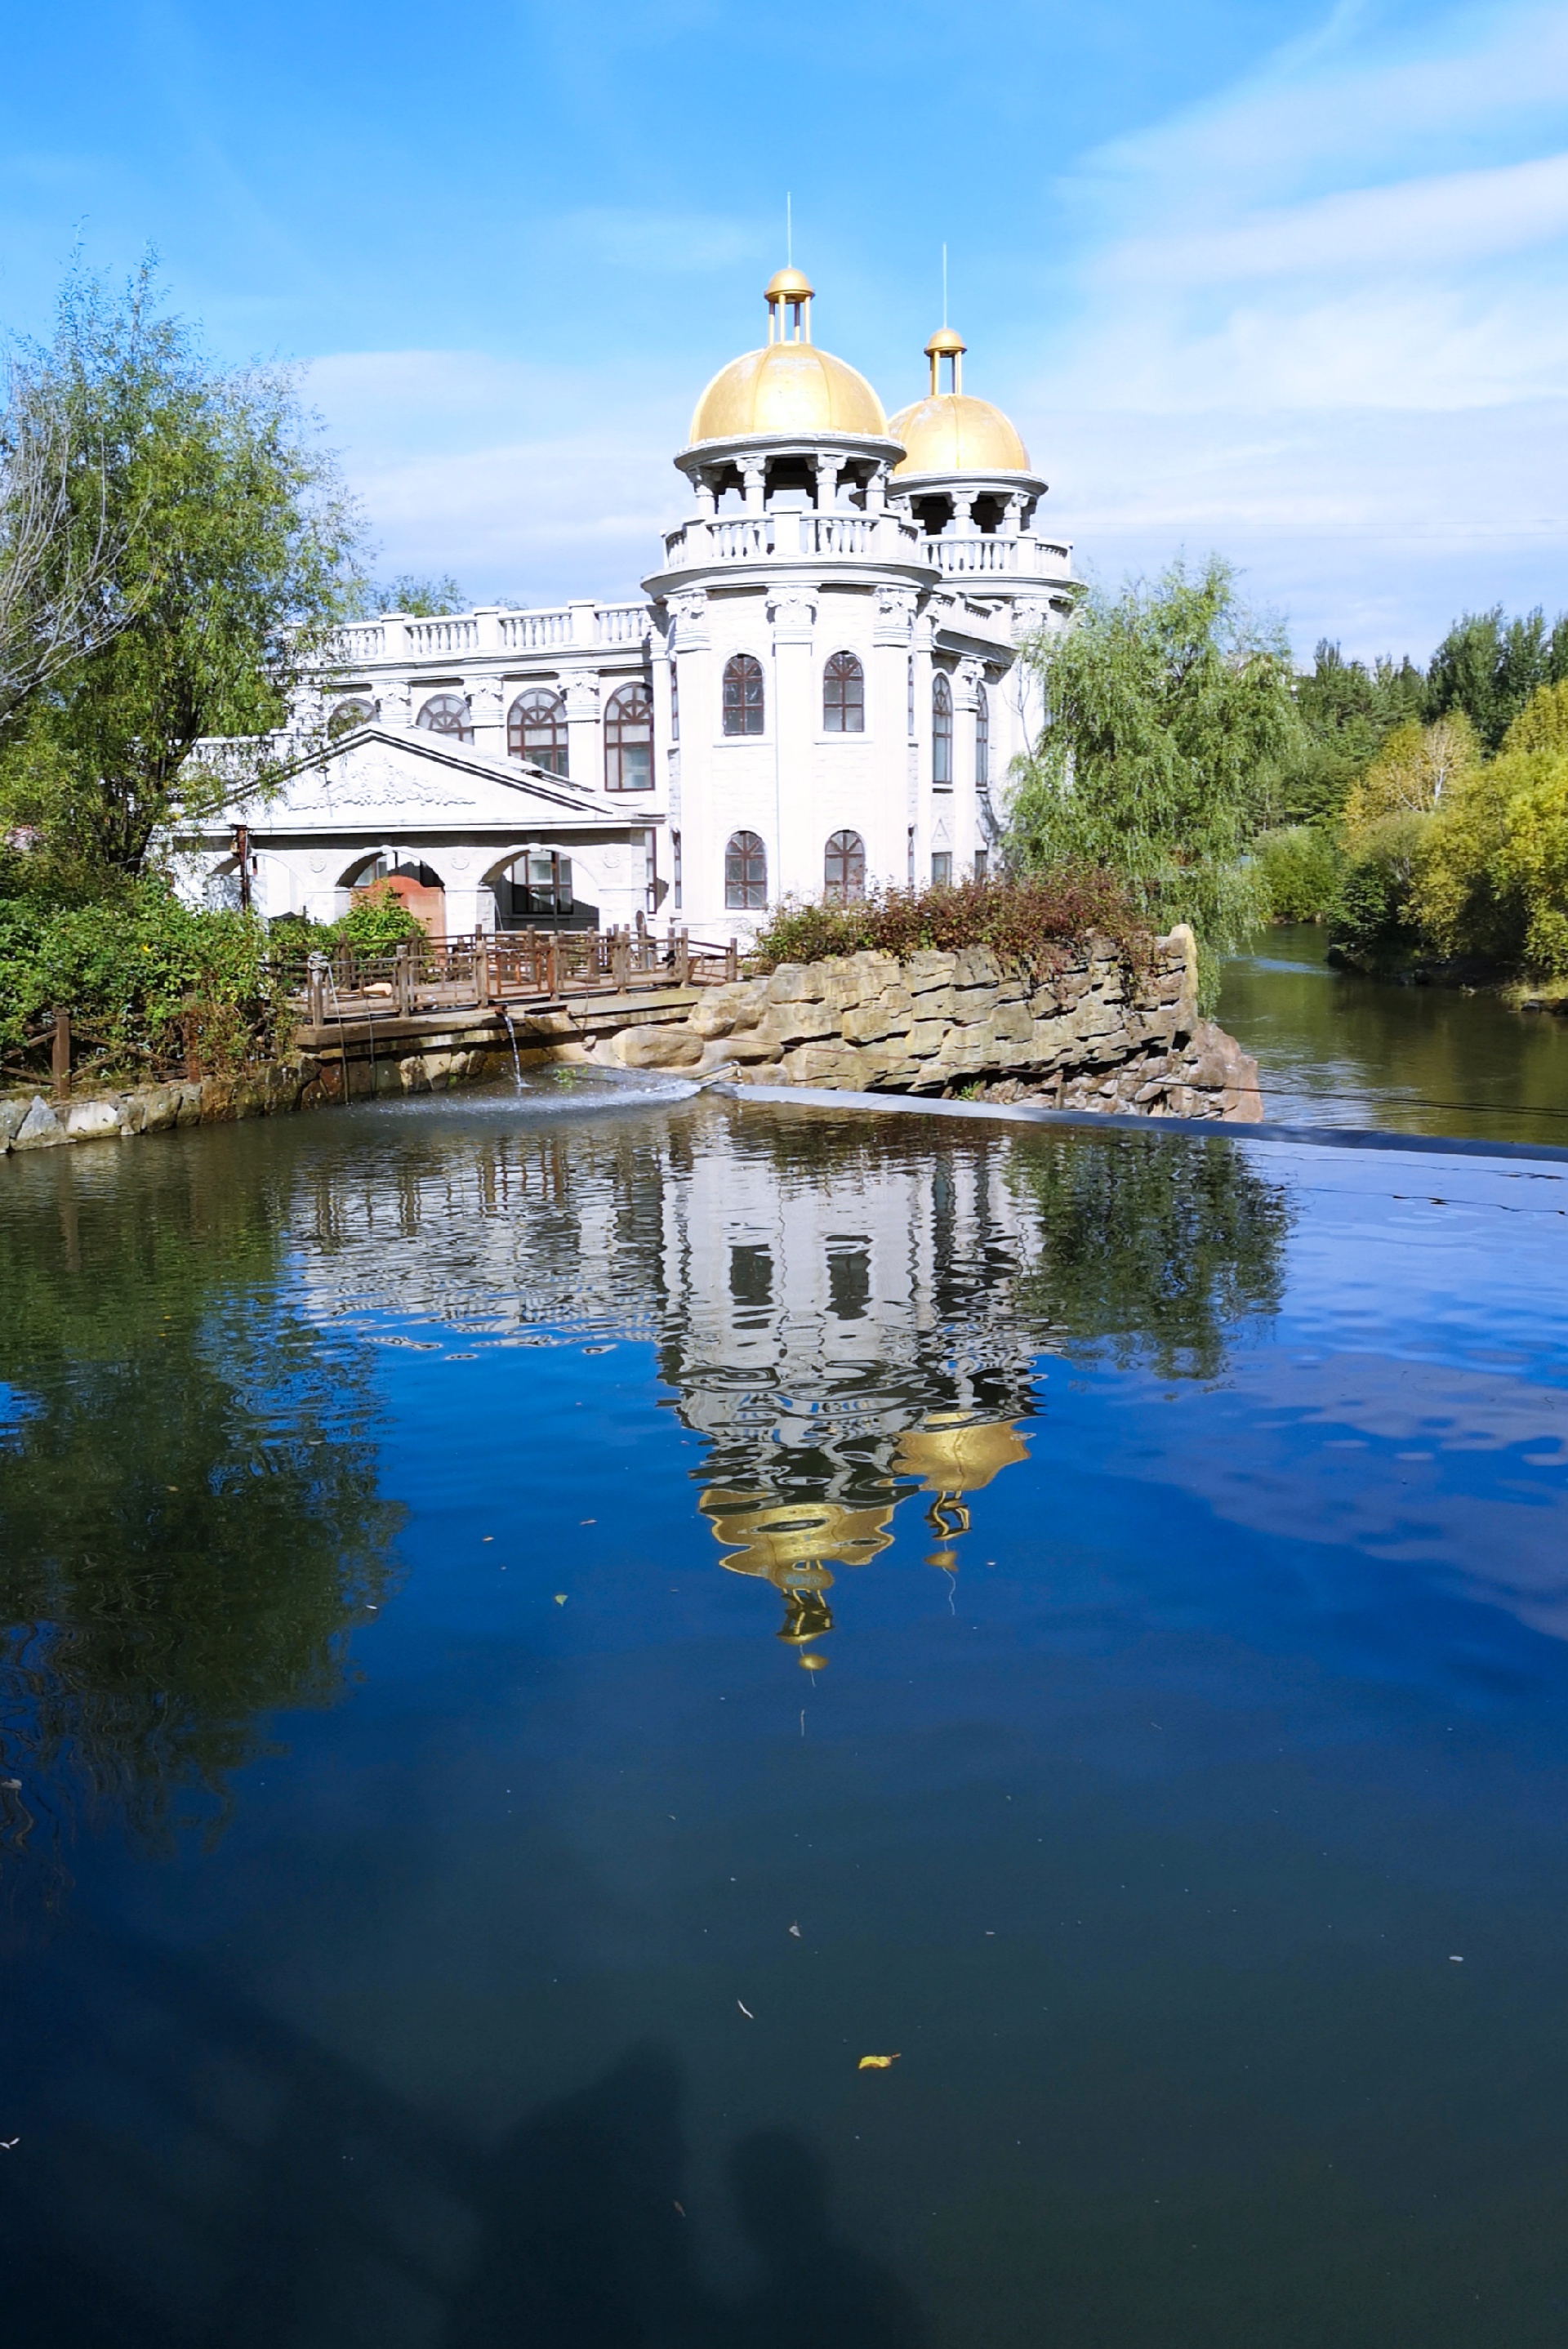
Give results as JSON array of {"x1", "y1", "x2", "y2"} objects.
[{"x1": 341, "y1": 854, "x2": 447, "y2": 937}]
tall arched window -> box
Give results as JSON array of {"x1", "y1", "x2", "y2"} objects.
[
  {"x1": 975, "y1": 682, "x2": 990, "y2": 787},
  {"x1": 725, "y1": 829, "x2": 768, "y2": 909},
  {"x1": 416, "y1": 692, "x2": 472, "y2": 742},
  {"x1": 604, "y1": 682, "x2": 653, "y2": 791},
  {"x1": 825, "y1": 830, "x2": 866, "y2": 903},
  {"x1": 508, "y1": 689, "x2": 569, "y2": 776},
  {"x1": 823, "y1": 652, "x2": 865, "y2": 733},
  {"x1": 932, "y1": 673, "x2": 953, "y2": 787},
  {"x1": 722, "y1": 653, "x2": 765, "y2": 737}
]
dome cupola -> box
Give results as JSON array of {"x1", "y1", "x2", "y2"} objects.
[
  {"x1": 688, "y1": 268, "x2": 888, "y2": 443},
  {"x1": 889, "y1": 326, "x2": 1034, "y2": 479}
]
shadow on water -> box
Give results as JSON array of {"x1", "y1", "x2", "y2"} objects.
[{"x1": 0, "y1": 1928, "x2": 924, "y2": 2349}]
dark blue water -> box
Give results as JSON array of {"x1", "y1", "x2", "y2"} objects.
[{"x1": 4, "y1": 1076, "x2": 1568, "y2": 2346}]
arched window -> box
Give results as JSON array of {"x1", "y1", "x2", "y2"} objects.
[
  {"x1": 604, "y1": 681, "x2": 653, "y2": 791},
  {"x1": 328, "y1": 697, "x2": 373, "y2": 740},
  {"x1": 824, "y1": 830, "x2": 866, "y2": 903},
  {"x1": 722, "y1": 653, "x2": 765, "y2": 737},
  {"x1": 932, "y1": 673, "x2": 953, "y2": 787},
  {"x1": 975, "y1": 682, "x2": 990, "y2": 787},
  {"x1": 416, "y1": 693, "x2": 472, "y2": 741},
  {"x1": 725, "y1": 829, "x2": 768, "y2": 909},
  {"x1": 823, "y1": 652, "x2": 865, "y2": 733},
  {"x1": 508, "y1": 689, "x2": 569, "y2": 776}
]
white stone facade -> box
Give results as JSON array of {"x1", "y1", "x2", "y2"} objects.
[{"x1": 180, "y1": 279, "x2": 1075, "y2": 941}]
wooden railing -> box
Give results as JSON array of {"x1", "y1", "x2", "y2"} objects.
[{"x1": 281, "y1": 924, "x2": 742, "y2": 1028}]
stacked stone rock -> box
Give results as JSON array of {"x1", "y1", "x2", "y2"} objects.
[{"x1": 602, "y1": 925, "x2": 1262, "y2": 1121}]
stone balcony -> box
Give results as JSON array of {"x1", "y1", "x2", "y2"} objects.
[
  {"x1": 329, "y1": 601, "x2": 653, "y2": 668},
  {"x1": 652, "y1": 510, "x2": 1071, "y2": 593}
]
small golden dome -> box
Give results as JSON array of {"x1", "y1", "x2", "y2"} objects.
[
  {"x1": 892, "y1": 1414, "x2": 1030, "y2": 1494},
  {"x1": 889, "y1": 323, "x2": 1031, "y2": 477},
  {"x1": 688, "y1": 267, "x2": 888, "y2": 443},
  {"x1": 889, "y1": 392, "x2": 1030, "y2": 477},
  {"x1": 764, "y1": 265, "x2": 815, "y2": 302}
]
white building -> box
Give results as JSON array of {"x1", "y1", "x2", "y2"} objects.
[{"x1": 185, "y1": 267, "x2": 1074, "y2": 940}]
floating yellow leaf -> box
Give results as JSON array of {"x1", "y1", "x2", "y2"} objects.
[
  {"x1": 554, "y1": 1593, "x2": 568, "y2": 1605},
  {"x1": 858, "y1": 2053, "x2": 901, "y2": 2070}
]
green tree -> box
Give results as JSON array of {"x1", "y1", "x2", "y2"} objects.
[
  {"x1": 1414, "y1": 680, "x2": 1568, "y2": 971},
  {"x1": 1267, "y1": 640, "x2": 1428, "y2": 827},
  {"x1": 1006, "y1": 557, "x2": 1296, "y2": 997},
  {"x1": 1426, "y1": 605, "x2": 1568, "y2": 751},
  {"x1": 351, "y1": 572, "x2": 466, "y2": 618},
  {"x1": 0, "y1": 262, "x2": 363, "y2": 882}
]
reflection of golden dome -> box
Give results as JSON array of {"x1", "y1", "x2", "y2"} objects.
[
  {"x1": 689, "y1": 268, "x2": 888, "y2": 442},
  {"x1": 702, "y1": 1495, "x2": 894, "y2": 1579},
  {"x1": 889, "y1": 323, "x2": 1030, "y2": 476},
  {"x1": 892, "y1": 1413, "x2": 1030, "y2": 1495}
]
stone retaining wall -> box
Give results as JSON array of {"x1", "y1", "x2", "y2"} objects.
[
  {"x1": 596, "y1": 925, "x2": 1263, "y2": 1120},
  {"x1": 2, "y1": 926, "x2": 1263, "y2": 1155}
]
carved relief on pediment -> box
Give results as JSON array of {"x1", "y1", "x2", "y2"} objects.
[{"x1": 293, "y1": 744, "x2": 479, "y2": 814}]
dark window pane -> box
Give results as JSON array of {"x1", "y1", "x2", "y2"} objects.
[
  {"x1": 508, "y1": 689, "x2": 570, "y2": 777},
  {"x1": 722, "y1": 654, "x2": 765, "y2": 737},
  {"x1": 824, "y1": 829, "x2": 866, "y2": 903},
  {"x1": 823, "y1": 651, "x2": 865, "y2": 733},
  {"x1": 725, "y1": 829, "x2": 767, "y2": 909},
  {"x1": 932, "y1": 673, "x2": 953, "y2": 787},
  {"x1": 605, "y1": 682, "x2": 653, "y2": 791}
]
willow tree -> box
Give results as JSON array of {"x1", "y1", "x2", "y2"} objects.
[
  {"x1": 1, "y1": 262, "x2": 363, "y2": 883},
  {"x1": 1004, "y1": 557, "x2": 1297, "y2": 997}
]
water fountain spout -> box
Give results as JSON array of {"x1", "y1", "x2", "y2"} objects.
[{"x1": 500, "y1": 1005, "x2": 524, "y2": 1092}]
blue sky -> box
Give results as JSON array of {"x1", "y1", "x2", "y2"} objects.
[{"x1": 2, "y1": 0, "x2": 1564, "y2": 660}]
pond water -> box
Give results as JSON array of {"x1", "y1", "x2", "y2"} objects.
[
  {"x1": 4, "y1": 1076, "x2": 1568, "y2": 2347},
  {"x1": 1218, "y1": 923, "x2": 1568, "y2": 1145}
]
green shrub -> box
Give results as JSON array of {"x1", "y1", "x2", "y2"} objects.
[
  {"x1": 0, "y1": 880, "x2": 287, "y2": 1080},
  {"x1": 314, "y1": 880, "x2": 426, "y2": 956},
  {"x1": 747, "y1": 871, "x2": 1149, "y2": 974},
  {"x1": 1254, "y1": 826, "x2": 1344, "y2": 922},
  {"x1": 1328, "y1": 814, "x2": 1430, "y2": 964}
]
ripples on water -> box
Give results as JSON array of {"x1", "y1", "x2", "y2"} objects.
[{"x1": 2, "y1": 1076, "x2": 1568, "y2": 2346}]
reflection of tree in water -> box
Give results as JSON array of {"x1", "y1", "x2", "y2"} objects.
[
  {"x1": 0, "y1": 1146, "x2": 400, "y2": 1877},
  {"x1": 1009, "y1": 1130, "x2": 1290, "y2": 1381}
]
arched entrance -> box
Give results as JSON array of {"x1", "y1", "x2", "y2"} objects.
[{"x1": 343, "y1": 854, "x2": 447, "y2": 936}]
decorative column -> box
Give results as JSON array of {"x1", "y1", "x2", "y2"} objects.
[
  {"x1": 1001, "y1": 493, "x2": 1024, "y2": 537},
  {"x1": 693, "y1": 470, "x2": 717, "y2": 518},
  {"x1": 813, "y1": 455, "x2": 843, "y2": 510},
  {"x1": 767, "y1": 582, "x2": 818, "y2": 909},
  {"x1": 741, "y1": 458, "x2": 767, "y2": 515},
  {"x1": 563, "y1": 673, "x2": 602, "y2": 791},
  {"x1": 874, "y1": 586, "x2": 916, "y2": 891},
  {"x1": 467, "y1": 674, "x2": 505, "y2": 760},
  {"x1": 949, "y1": 490, "x2": 975, "y2": 535},
  {"x1": 955, "y1": 657, "x2": 984, "y2": 879},
  {"x1": 911, "y1": 608, "x2": 936, "y2": 887},
  {"x1": 864, "y1": 466, "x2": 887, "y2": 515},
  {"x1": 668, "y1": 590, "x2": 712, "y2": 919}
]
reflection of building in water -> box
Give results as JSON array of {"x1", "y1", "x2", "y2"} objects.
[
  {"x1": 661, "y1": 1124, "x2": 1041, "y2": 1660},
  {"x1": 290, "y1": 1103, "x2": 1044, "y2": 1660}
]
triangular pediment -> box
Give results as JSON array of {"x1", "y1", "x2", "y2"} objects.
[{"x1": 265, "y1": 725, "x2": 630, "y2": 830}]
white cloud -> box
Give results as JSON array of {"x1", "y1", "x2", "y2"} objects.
[{"x1": 1110, "y1": 150, "x2": 1568, "y2": 288}]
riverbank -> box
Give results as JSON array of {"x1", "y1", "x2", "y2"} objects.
[{"x1": 1218, "y1": 923, "x2": 1568, "y2": 1145}]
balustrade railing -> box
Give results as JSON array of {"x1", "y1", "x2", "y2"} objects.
[
  {"x1": 595, "y1": 604, "x2": 652, "y2": 645},
  {"x1": 404, "y1": 615, "x2": 479, "y2": 656},
  {"x1": 661, "y1": 509, "x2": 928, "y2": 569},
  {"x1": 925, "y1": 534, "x2": 1073, "y2": 578},
  {"x1": 500, "y1": 607, "x2": 572, "y2": 650}
]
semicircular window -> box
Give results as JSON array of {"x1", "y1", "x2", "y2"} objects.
[
  {"x1": 416, "y1": 693, "x2": 473, "y2": 742},
  {"x1": 327, "y1": 698, "x2": 374, "y2": 740},
  {"x1": 508, "y1": 689, "x2": 569, "y2": 776}
]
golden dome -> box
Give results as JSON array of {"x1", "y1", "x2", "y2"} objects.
[
  {"x1": 889, "y1": 393, "x2": 1030, "y2": 477},
  {"x1": 889, "y1": 323, "x2": 1030, "y2": 476},
  {"x1": 688, "y1": 267, "x2": 888, "y2": 443}
]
